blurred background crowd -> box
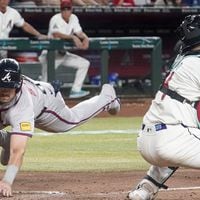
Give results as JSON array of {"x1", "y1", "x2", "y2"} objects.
[{"x1": 8, "y1": 0, "x2": 200, "y2": 7}]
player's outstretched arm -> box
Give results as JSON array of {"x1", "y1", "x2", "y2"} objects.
[
  {"x1": 0, "y1": 134, "x2": 29, "y2": 197},
  {"x1": 22, "y1": 22, "x2": 48, "y2": 39}
]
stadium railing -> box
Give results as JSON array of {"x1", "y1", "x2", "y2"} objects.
[{"x1": 0, "y1": 37, "x2": 162, "y2": 95}]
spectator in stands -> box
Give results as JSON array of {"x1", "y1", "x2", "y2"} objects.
[
  {"x1": 12, "y1": 0, "x2": 101, "y2": 6},
  {"x1": 72, "y1": 0, "x2": 99, "y2": 5},
  {"x1": 0, "y1": 0, "x2": 47, "y2": 59},
  {"x1": 113, "y1": 0, "x2": 135, "y2": 6},
  {"x1": 36, "y1": 0, "x2": 60, "y2": 6},
  {"x1": 95, "y1": 0, "x2": 108, "y2": 5},
  {"x1": 154, "y1": 0, "x2": 182, "y2": 6},
  {"x1": 37, "y1": 0, "x2": 58, "y2": 6},
  {"x1": 134, "y1": 0, "x2": 153, "y2": 6},
  {"x1": 39, "y1": 0, "x2": 90, "y2": 99},
  {"x1": 10, "y1": 0, "x2": 42, "y2": 6},
  {"x1": 37, "y1": 0, "x2": 99, "y2": 6}
]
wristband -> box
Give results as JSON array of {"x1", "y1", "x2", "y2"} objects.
[{"x1": 2, "y1": 165, "x2": 19, "y2": 185}]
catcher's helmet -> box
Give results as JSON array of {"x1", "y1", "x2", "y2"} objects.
[
  {"x1": 176, "y1": 15, "x2": 200, "y2": 51},
  {"x1": 0, "y1": 58, "x2": 22, "y2": 89}
]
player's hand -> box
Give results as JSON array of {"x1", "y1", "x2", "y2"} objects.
[
  {"x1": 37, "y1": 34, "x2": 49, "y2": 40},
  {"x1": 72, "y1": 35, "x2": 83, "y2": 49},
  {"x1": 81, "y1": 39, "x2": 89, "y2": 50},
  {"x1": 0, "y1": 180, "x2": 12, "y2": 197}
]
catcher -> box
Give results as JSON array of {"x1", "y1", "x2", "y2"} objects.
[
  {"x1": 0, "y1": 58, "x2": 120, "y2": 197},
  {"x1": 127, "y1": 14, "x2": 200, "y2": 200}
]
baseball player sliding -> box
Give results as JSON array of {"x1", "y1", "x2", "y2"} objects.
[
  {"x1": 0, "y1": 58, "x2": 120, "y2": 197},
  {"x1": 127, "y1": 14, "x2": 200, "y2": 200}
]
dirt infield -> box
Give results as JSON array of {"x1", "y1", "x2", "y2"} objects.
[
  {"x1": 3, "y1": 99, "x2": 200, "y2": 200},
  {"x1": 5, "y1": 169, "x2": 200, "y2": 200}
]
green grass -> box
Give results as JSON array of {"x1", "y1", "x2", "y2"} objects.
[{"x1": 1, "y1": 117, "x2": 150, "y2": 172}]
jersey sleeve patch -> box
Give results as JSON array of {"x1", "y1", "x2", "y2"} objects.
[{"x1": 20, "y1": 122, "x2": 32, "y2": 131}]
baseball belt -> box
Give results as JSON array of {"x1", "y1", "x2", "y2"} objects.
[{"x1": 142, "y1": 123, "x2": 167, "y2": 132}]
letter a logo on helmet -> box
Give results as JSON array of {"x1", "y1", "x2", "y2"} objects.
[
  {"x1": 0, "y1": 58, "x2": 22, "y2": 89},
  {"x1": 1, "y1": 72, "x2": 11, "y2": 82}
]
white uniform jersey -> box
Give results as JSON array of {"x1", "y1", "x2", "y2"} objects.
[
  {"x1": 48, "y1": 13, "x2": 82, "y2": 37},
  {"x1": 0, "y1": 6, "x2": 24, "y2": 39},
  {"x1": 137, "y1": 52, "x2": 200, "y2": 169},
  {"x1": 0, "y1": 6, "x2": 24, "y2": 58},
  {"x1": 144, "y1": 53, "x2": 200, "y2": 127},
  {"x1": 0, "y1": 77, "x2": 49, "y2": 137}
]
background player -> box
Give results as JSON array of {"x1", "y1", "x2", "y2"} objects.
[
  {"x1": 127, "y1": 14, "x2": 200, "y2": 200},
  {"x1": 0, "y1": 58, "x2": 120, "y2": 197},
  {"x1": 39, "y1": 0, "x2": 90, "y2": 99},
  {"x1": 0, "y1": 0, "x2": 47, "y2": 59}
]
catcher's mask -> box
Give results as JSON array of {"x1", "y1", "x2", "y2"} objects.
[
  {"x1": 0, "y1": 58, "x2": 22, "y2": 91},
  {"x1": 176, "y1": 15, "x2": 200, "y2": 52}
]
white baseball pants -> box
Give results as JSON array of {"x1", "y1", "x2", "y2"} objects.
[
  {"x1": 137, "y1": 123, "x2": 200, "y2": 168},
  {"x1": 39, "y1": 50, "x2": 90, "y2": 92}
]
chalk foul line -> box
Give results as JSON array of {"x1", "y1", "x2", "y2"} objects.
[{"x1": 35, "y1": 129, "x2": 139, "y2": 136}]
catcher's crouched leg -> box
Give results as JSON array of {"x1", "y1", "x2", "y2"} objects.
[
  {"x1": 127, "y1": 166, "x2": 178, "y2": 200},
  {"x1": 0, "y1": 130, "x2": 11, "y2": 166}
]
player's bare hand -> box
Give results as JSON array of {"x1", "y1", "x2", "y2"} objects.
[
  {"x1": 72, "y1": 35, "x2": 83, "y2": 49},
  {"x1": 81, "y1": 39, "x2": 89, "y2": 50},
  {"x1": 37, "y1": 34, "x2": 49, "y2": 40},
  {"x1": 0, "y1": 181, "x2": 12, "y2": 197}
]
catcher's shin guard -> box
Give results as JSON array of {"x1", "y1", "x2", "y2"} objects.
[
  {"x1": 127, "y1": 166, "x2": 178, "y2": 200},
  {"x1": 147, "y1": 166, "x2": 178, "y2": 188},
  {"x1": 0, "y1": 130, "x2": 11, "y2": 166}
]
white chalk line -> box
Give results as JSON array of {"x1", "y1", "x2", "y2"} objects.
[
  {"x1": 35, "y1": 129, "x2": 139, "y2": 136},
  {"x1": 14, "y1": 187, "x2": 200, "y2": 197},
  {"x1": 13, "y1": 191, "x2": 66, "y2": 195},
  {"x1": 163, "y1": 186, "x2": 200, "y2": 191}
]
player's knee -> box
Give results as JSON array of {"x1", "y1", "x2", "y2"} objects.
[
  {"x1": 38, "y1": 56, "x2": 43, "y2": 63},
  {"x1": 156, "y1": 147, "x2": 177, "y2": 166},
  {"x1": 38, "y1": 55, "x2": 46, "y2": 63},
  {"x1": 83, "y1": 59, "x2": 90, "y2": 69}
]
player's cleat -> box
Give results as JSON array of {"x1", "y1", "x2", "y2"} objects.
[
  {"x1": 69, "y1": 90, "x2": 90, "y2": 99},
  {"x1": 0, "y1": 130, "x2": 10, "y2": 166},
  {"x1": 108, "y1": 98, "x2": 120, "y2": 115},
  {"x1": 100, "y1": 84, "x2": 120, "y2": 115},
  {"x1": 127, "y1": 179, "x2": 158, "y2": 200}
]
